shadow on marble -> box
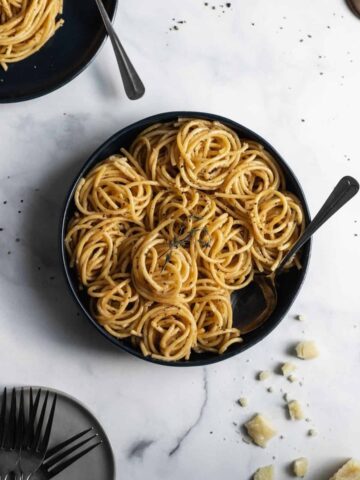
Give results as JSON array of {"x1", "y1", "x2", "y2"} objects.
[
  {"x1": 91, "y1": 61, "x2": 120, "y2": 99},
  {"x1": 307, "y1": 459, "x2": 350, "y2": 480}
]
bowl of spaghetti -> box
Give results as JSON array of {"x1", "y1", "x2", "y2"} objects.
[{"x1": 61, "y1": 112, "x2": 311, "y2": 366}]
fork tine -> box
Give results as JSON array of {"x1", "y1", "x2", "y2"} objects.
[
  {"x1": 39, "y1": 394, "x2": 57, "y2": 453},
  {"x1": 44, "y1": 433, "x2": 99, "y2": 469},
  {"x1": 45, "y1": 427, "x2": 93, "y2": 459},
  {"x1": 5, "y1": 388, "x2": 17, "y2": 449},
  {"x1": 32, "y1": 390, "x2": 49, "y2": 450},
  {"x1": 24, "y1": 388, "x2": 41, "y2": 448},
  {"x1": 47, "y1": 441, "x2": 102, "y2": 478},
  {"x1": 15, "y1": 388, "x2": 25, "y2": 450},
  {"x1": 0, "y1": 387, "x2": 7, "y2": 448}
]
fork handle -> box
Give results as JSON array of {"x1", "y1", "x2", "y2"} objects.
[
  {"x1": 94, "y1": 0, "x2": 145, "y2": 100},
  {"x1": 277, "y1": 176, "x2": 359, "y2": 274}
]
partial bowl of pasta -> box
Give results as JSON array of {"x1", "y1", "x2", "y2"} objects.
[
  {"x1": 0, "y1": 0, "x2": 117, "y2": 102},
  {"x1": 60, "y1": 112, "x2": 311, "y2": 366}
]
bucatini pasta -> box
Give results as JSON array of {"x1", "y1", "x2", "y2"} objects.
[
  {"x1": 65, "y1": 118, "x2": 305, "y2": 361},
  {"x1": 0, "y1": 0, "x2": 64, "y2": 71}
]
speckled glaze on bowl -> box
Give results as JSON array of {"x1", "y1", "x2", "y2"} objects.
[{"x1": 60, "y1": 112, "x2": 311, "y2": 367}]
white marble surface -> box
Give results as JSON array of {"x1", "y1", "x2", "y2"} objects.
[{"x1": 1, "y1": 0, "x2": 360, "y2": 478}]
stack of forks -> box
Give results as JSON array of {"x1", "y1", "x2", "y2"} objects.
[{"x1": 0, "y1": 388, "x2": 102, "y2": 479}]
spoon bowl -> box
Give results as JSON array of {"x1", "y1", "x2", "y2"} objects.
[{"x1": 232, "y1": 274, "x2": 277, "y2": 333}]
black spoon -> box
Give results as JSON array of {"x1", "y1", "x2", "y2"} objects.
[
  {"x1": 232, "y1": 176, "x2": 359, "y2": 334},
  {"x1": 94, "y1": 0, "x2": 145, "y2": 100}
]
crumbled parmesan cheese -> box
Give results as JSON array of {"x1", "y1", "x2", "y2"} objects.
[
  {"x1": 330, "y1": 459, "x2": 360, "y2": 479},
  {"x1": 258, "y1": 370, "x2": 271, "y2": 381},
  {"x1": 281, "y1": 362, "x2": 297, "y2": 377},
  {"x1": 294, "y1": 457, "x2": 308, "y2": 477},
  {"x1": 254, "y1": 465, "x2": 274, "y2": 480},
  {"x1": 288, "y1": 400, "x2": 304, "y2": 420},
  {"x1": 296, "y1": 314, "x2": 305, "y2": 321},
  {"x1": 308, "y1": 429, "x2": 317, "y2": 436},
  {"x1": 245, "y1": 414, "x2": 277, "y2": 448},
  {"x1": 288, "y1": 374, "x2": 297, "y2": 383},
  {"x1": 295, "y1": 341, "x2": 319, "y2": 360},
  {"x1": 238, "y1": 397, "x2": 248, "y2": 407}
]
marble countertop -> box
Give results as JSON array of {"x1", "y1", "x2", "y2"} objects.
[{"x1": 1, "y1": 0, "x2": 360, "y2": 478}]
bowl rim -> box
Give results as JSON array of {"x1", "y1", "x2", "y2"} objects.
[{"x1": 60, "y1": 111, "x2": 312, "y2": 367}]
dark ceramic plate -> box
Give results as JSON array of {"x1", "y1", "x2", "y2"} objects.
[
  {"x1": 0, "y1": 387, "x2": 115, "y2": 479},
  {"x1": 0, "y1": 0, "x2": 117, "y2": 103},
  {"x1": 60, "y1": 112, "x2": 311, "y2": 367}
]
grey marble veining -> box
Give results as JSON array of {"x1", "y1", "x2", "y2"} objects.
[{"x1": 1, "y1": 0, "x2": 360, "y2": 478}]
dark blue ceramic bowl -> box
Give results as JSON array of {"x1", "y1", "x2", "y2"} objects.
[{"x1": 60, "y1": 112, "x2": 311, "y2": 367}]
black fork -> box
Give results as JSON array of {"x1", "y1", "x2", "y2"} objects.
[
  {"x1": 0, "y1": 388, "x2": 23, "y2": 479},
  {"x1": 18, "y1": 389, "x2": 57, "y2": 480},
  {"x1": 42, "y1": 428, "x2": 102, "y2": 478}
]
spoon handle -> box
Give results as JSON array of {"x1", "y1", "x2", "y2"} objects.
[
  {"x1": 278, "y1": 176, "x2": 359, "y2": 274},
  {"x1": 94, "y1": 0, "x2": 145, "y2": 100}
]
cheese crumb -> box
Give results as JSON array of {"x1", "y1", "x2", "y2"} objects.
[
  {"x1": 294, "y1": 457, "x2": 308, "y2": 477},
  {"x1": 330, "y1": 459, "x2": 360, "y2": 479},
  {"x1": 238, "y1": 397, "x2": 248, "y2": 407},
  {"x1": 254, "y1": 465, "x2": 274, "y2": 480},
  {"x1": 281, "y1": 362, "x2": 297, "y2": 377},
  {"x1": 288, "y1": 400, "x2": 304, "y2": 420},
  {"x1": 296, "y1": 314, "x2": 305, "y2": 321},
  {"x1": 308, "y1": 429, "x2": 317, "y2": 436},
  {"x1": 245, "y1": 414, "x2": 277, "y2": 448},
  {"x1": 288, "y1": 374, "x2": 297, "y2": 383},
  {"x1": 295, "y1": 341, "x2": 319, "y2": 360},
  {"x1": 258, "y1": 370, "x2": 271, "y2": 381}
]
